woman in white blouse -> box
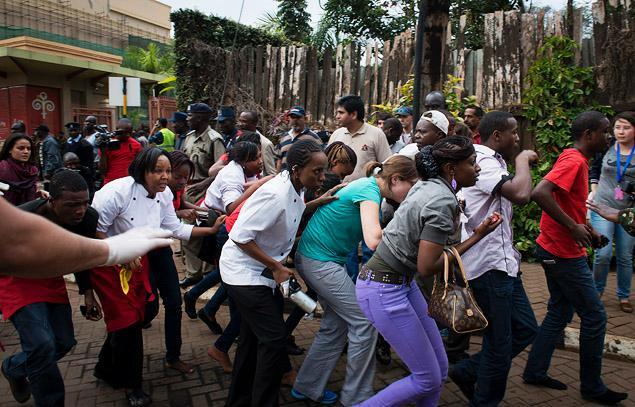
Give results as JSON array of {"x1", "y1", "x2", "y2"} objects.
[
  {"x1": 91, "y1": 147, "x2": 224, "y2": 407},
  {"x1": 186, "y1": 139, "x2": 272, "y2": 371},
  {"x1": 221, "y1": 140, "x2": 327, "y2": 406}
]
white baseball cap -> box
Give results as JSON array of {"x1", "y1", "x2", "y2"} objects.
[{"x1": 418, "y1": 110, "x2": 449, "y2": 136}]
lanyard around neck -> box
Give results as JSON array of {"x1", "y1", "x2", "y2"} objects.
[{"x1": 616, "y1": 143, "x2": 635, "y2": 183}]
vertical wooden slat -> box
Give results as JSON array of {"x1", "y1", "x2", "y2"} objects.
[
  {"x1": 474, "y1": 49, "x2": 484, "y2": 105},
  {"x1": 504, "y1": 11, "x2": 521, "y2": 107},
  {"x1": 306, "y1": 47, "x2": 319, "y2": 119},
  {"x1": 381, "y1": 40, "x2": 391, "y2": 102},
  {"x1": 372, "y1": 43, "x2": 380, "y2": 107},
  {"x1": 267, "y1": 47, "x2": 278, "y2": 111},
  {"x1": 520, "y1": 13, "x2": 536, "y2": 93},
  {"x1": 335, "y1": 44, "x2": 344, "y2": 100},
  {"x1": 319, "y1": 48, "x2": 333, "y2": 123},
  {"x1": 455, "y1": 14, "x2": 467, "y2": 85},
  {"x1": 255, "y1": 46, "x2": 264, "y2": 105},
  {"x1": 482, "y1": 12, "x2": 495, "y2": 110},
  {"x1": 572, "y1": 8, "x2": 583, "y2": 64},
  {"x1": 363, "y1": 43, "x2": 372, "y2": 111},
  {"x1": 295, "y1": 47, "x2": 307, "y2": 107},
  {"x1": 277, "y1": 46, "x2": 287, "y2": 112},
  {"x1": 343, "y1": 43, "x2": 352, "y2": 95}
]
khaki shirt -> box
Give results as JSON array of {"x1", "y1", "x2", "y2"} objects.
[
  {"x1": 328, "y1": 122, "x2": 392, "y2": 181},
  {"x1": 182, "y1": 126, "x2": 226, "y2": 183},
  {"x1": 257, "y1": 131, "x2": 277, "y2": 176}
]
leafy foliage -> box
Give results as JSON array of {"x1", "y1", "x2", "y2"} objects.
[
  {"x1": 442, "y1": 74, "x2": 477, "y2": 119},
  {"x1": 312, "y1": 0, "x2": 417, "y2": 50},
  {"x1": 122, "y1": 43, "x2": 174, "y2": 74},
  {"x1": 514, "y1": 36, "x2": 612, "y2": 257},
  {"x1": 276, "y1": 0, "x2": 313, "y2": 43}
]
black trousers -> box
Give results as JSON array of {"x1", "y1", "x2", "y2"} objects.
[
  {"x1": 144, "y1": 247, "x2": 183, "y2": 363},
  {"x1": 94, "y1": 323, "x2": 143, "y2": 389},
  {"x1": 226, "y1": 284, "x2": 290, "y2": 407}
]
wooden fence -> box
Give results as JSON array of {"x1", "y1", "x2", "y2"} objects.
[
  {"x1": 216, "y1": 29, "x2": 415, "y2": 125},
  {"x1": 189, "y1": 0, "x2": 633, "y2": 125}
]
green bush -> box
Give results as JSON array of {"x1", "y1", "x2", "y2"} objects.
[{"x1": 515, "y1": 36, "x2": 612, "y2": 259}]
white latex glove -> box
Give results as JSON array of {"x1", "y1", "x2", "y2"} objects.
[
  {"x1": 0, "y1": 181, "x2": 8, "y2": 196},
  {"x1": 102, "y1": 227, "x2": 173, "y2": 266}
]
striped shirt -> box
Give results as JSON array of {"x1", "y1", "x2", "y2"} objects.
[{"x1": 275, "y1": 128, "x2": 322, "y2": 167}]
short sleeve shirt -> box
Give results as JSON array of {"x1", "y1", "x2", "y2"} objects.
[
  {"x1": 298, "y1": 176, "x2": 382, "y2": 264},
  {"x1": 328, "y1": 123, "x2": 392, "y2": 181},
  {"x1": 220, "y1": 173, "x2": 305, "y2": 289},
  {"x1": 376, "y1": 178, "x2": 458, "y2": 276},
  {"x1": 595, "y1": 145, "x2": 635, "y2": 210},
  {"x1": 536, "y1": 148, "x2": 589, "y2": 258},
  {"x1": 101, "y1": 137, "x2": 142, "y2": 185},
  {"x1": 203, "y1": 161, "x2": 257, "y2": 213}
]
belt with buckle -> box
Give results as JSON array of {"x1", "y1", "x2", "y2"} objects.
[{"x1": 359, "y1": 266, "x2": 412, "y2": 285}]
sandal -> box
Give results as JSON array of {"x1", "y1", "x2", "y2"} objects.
[
  {"x1": 165, "y1": 360, "x2": 194, "y2": 374},
  {"x1": 291, "y1": 388, "x2": 338, "y2": 405},
  {"x1": 620, "y1": 300, "x2": 633, "y2": 313}
]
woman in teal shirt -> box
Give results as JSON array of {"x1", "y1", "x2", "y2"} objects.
[{"x1": 291, "y1": 155, "x2": 419, "y2": 406}]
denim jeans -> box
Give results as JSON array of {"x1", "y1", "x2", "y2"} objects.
[
  {"x1": 2, "y1": 302, "x2": 76, "y2": 407},
  {"x1": 345, "y1": 241, "x2": 374, "y2": 282},
  {"x1": 452, "y1": 270, "x2": 538, "y2": 406},
  {"x1": 214, "y1": 284, "x2": 241, "y2": 354},
  {"x1": 145, "y1": 247, "x2": 183, "y2": 363},
  {"x1": 523, "y1": 245, "x2": 608, "y2": 398},
  {"x1": 590, "y1": 211, "x2": 635, "y2": 299},
  {"x1": 294, "y1": 253, "x2": 377, "y2": 406},
  {"x1": 356, "y1": 277, "x2": 447, "y2": 407},
  {"x1": 185, "y1": 268, "x2": 227, "y2": 318}
]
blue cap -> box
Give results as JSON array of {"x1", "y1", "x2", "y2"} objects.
[
  {"x1": 289, "y1": 106, "x2": 306, "y2": 117},
  {"x1": 216, "y1": 106, "x2": 236, "y2": 122},
  {"x1": 65, "y1": 122, "x2": 81, "y2": 130},
  {"x1": 187, "y1": 103, "x2": 213, "y2": 114},
  {"x1": 170, "y1": 112, "x2": 187, "y2": 122},
  {"x1": 395, "y1": 106, "x2": 413, "y2": 116}
]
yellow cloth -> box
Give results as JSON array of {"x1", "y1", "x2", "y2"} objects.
[{"x1": 119, "y1": 265, "x2": 132, "y2": 295}]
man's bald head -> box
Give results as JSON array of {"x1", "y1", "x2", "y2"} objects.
[{"x1": 424, "y1": 91, "x2": 446, "y2": 111}]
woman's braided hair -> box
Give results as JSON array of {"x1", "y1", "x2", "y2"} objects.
[
  {"x1": 287, "y1": 140, "x2": 323, "y2": 175},
  {"x1": 416, "y1": 136, "x2": 475, "y2": 180},
  {"x1": 325, "y1": 141, "x2": 357, "y2": 168}
]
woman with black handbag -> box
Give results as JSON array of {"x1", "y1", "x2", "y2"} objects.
[{"x1": 354, "y1": 136, "x2": 502, "y2": 407}]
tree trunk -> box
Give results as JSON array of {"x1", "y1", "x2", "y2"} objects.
[{"x1": 420, "y1": 0, "x2": 450, "y2": 98}]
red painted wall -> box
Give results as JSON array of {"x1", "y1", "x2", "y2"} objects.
[{"x1": 0, "y1": 85, "x2": 61, "y2": 140}]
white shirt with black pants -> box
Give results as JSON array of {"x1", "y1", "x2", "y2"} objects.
[{"x1": 220, "y1": 172, "x2": 304, "y2": 406}]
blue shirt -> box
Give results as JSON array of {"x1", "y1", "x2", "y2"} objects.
[{"x1": 298, "y1": 176, "x2": 381, "y2": 264}]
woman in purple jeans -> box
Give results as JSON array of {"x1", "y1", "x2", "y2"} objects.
[{"x1": 355, "y1": 136, "x2": 502, "y2": 406}]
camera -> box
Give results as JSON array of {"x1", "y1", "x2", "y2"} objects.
[
  {"x1": 94, "y1": 127, "x2": 124, "y2": 150},
  {"x1": 620, "y1": 180, "x2": 635, "y2": 195}
]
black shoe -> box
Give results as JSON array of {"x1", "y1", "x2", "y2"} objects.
[
  {"x1": 286, "y1": 336, "x2": 305, "y2": 356},
  {"x1": 583, "y1": 389, "x2": 628, "y2": 405},
  {"x1": 1, "y1": 364, "x2": 30, "y2": 403},
  {"x1": 179, "y1": 276, "x2": 202, "y2": 289},
  {"x1": 523, "y1": 376, "x2": 567, "y2": 390},
  {"x1": 198, "y1": 309, "x2": 223, "y2": 334},
  {"x1": 183, "y1": 292, "x2": 197, "y2": 319},
  {"x1": 126, "y1": 388, "x2": 152, "y2": 407},
  {"x1": 448, "y1": 366, "x2": 475, "y2": 401}
]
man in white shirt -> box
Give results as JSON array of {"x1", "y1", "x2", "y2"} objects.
[
  {"x1": 382, "y1": 117, "x2": 405, "y2": 154},
  {"x1": 449, "y1": 111, "x2": 539, "y2": 405}
]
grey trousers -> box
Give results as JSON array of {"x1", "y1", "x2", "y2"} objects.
[{"x1": 294, "y1": 252, "x2": 377, "y2": 406}]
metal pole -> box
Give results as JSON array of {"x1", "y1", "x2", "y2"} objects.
[
  {"x1": 122, "y1": 77, "x2": 128, "y2": 118},
  {"x1": 412, "y1": 0, "x2": 427, "y2": 121}
]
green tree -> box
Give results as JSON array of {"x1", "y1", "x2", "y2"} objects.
[
  {"x1": 312, "y1": 0, "x2": 417, "y2": 50},
  {"x1": 276, "y1": 0, "x2": 313, "y2": 43},
  {"x1": 122, "y1": 43, "x2": 174, "y2": 74}
]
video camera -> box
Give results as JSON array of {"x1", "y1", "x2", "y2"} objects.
[{"x1": 94, "y1": 125, "x2": 124, "y2": 150}]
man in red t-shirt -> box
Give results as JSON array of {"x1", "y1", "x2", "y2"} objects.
[
  {"x1": 99, "y1": 118, "x2": 142, "y2": 185},
  {"x1": 523, "y1": 111, "x2": 628, "y2": 405},
  {"x1": 0, "y1": 171, "x2": 101, "y2": 406}
]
